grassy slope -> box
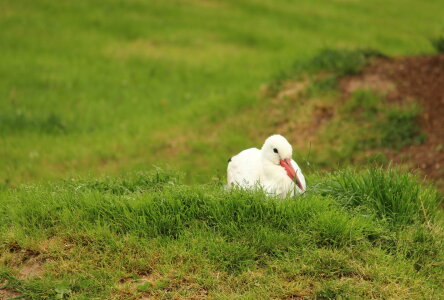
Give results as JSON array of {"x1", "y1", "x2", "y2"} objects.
[
  {"x1": 0, "y1": 169, "x2": 443, "y2": 299},
  {"x1": 1, "y1": 0, "x2": 444, "y2": 184}
]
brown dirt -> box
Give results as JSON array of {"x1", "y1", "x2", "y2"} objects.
[
  {"x1": 2, "y1": 242, "x2": 45, "y2": 283},
  {"x1": 0, "y1": 289, "x2": 22, "y2": 300},
  {"x1": 18, "y1": 259, "x2": 43, "y2": 280},
  {"x1": 340, "y1": 54, "x2": 444, "y2": 189},
  {"x1": 276, "y1": 80, "x2": 309, "y2": 100}
]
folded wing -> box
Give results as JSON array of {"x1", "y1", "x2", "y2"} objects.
[{"x1": 227, "y1": 148, "x2": 262, "y2": 188}]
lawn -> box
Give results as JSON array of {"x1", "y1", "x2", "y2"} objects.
[
  {"x1": 1, "y1": 0, "x2": 444, "y2": 184},
  {"x1": 1, "y1": 0, "x2": 444, "y2": 298}
]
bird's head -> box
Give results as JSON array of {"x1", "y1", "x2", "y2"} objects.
[
  {"x1": 261, "y1": 134, "x2": 304, "y2": 191},
  {"x1": 262, "y1": 134, "x2": 293, "y2": 165}
]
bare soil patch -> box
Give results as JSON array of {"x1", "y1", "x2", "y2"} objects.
[
  {"x1": 0, "y1": 288, "x2": 22, "y2": 300},
  {"x1": 340, "y1": 54, "x2": 444, "y2": 189},
  {"x1": 2, "y1": 242, "x2": 45, "y2": 281},
  {"x1": 18, "y1": 259, "x2": 43, "y2": 280}
]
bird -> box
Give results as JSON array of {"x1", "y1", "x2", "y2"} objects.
[{"x1": 227, "y1": 134, "x2": 306, "y2": 197}]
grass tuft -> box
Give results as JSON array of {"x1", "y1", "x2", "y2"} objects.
[
  {"x1": 297, "y1": 48, "x2": 384, "y2": 76},
  {"x1": 342, "y1": 89, "x2": 381, "y2": 120},
  {"x1": 317, "y1": 167, "x2": 441, "y2": 226},
  {"x1": 430, "y1": 34, "x2": 444, "y2": 53},
  {"x1": 379, "y1": 104, "x2": 426, "y2": 149}
]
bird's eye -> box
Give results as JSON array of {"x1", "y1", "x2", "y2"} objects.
[{"x1": 273, "y1": 148, "x2": 278, "y2": 153}]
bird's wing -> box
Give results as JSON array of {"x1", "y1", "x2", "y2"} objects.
[
  {"x1": 227, "y1": 148, "x2": 262, "y2": 188},
  {"x1": 291, "y1": 159, "x2": 306, "y2": 191}
]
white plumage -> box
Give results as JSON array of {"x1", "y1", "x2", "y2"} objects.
[{"x1": 227, "y1": 135, "x2": 306, "y2": 197}]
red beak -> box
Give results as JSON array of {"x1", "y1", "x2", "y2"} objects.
[{"x1": 280, "y1": 159, "x2": 304, "y2": 191}]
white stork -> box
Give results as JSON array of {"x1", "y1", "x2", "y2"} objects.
[{"x1": 227, "y1": 134, "x2": 306, "y2": 197}]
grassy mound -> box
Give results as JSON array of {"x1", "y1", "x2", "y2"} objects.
[{"x1": 1, "y1": 169, "x2": 442, "y2": 299}]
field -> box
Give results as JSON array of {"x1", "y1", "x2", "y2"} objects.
[{"x1": 1, "y1": 0, "x2": 444, "y2": 299}]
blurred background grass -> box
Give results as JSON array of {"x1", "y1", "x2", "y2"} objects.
[{"x1": 1, "y1": 0, "x2": 444, "y2": 184}]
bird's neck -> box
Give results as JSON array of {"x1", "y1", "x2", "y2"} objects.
[{"x1": 261, "y1": 158, "x2": 285, "y2": 179}]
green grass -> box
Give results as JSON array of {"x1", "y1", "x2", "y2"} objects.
[
  {"x1": 301, "y1": 89, "x2": 426, "y2": 168},
  {"x1": 1, "y1": 1, "x2": 444, "y2": 298},
  {"x1": 0, "y1": 169, "x2": 442, "y2": 298},
  {"x1": 379, "y1": 104, "x2": 426, "y2": 149},
  {"x1": 267, "y1": 48, "x2": 384, "y2": 97},
  {"x1": 342, "y1": 89, "x2": 382, "y2": 120},
  {"x1": 1, "y1": 0, "x2": 444, "y2": 184},
  {"x1": 430, "y1": 33, "x2": 444, "y2": 53},
  {"x1": 0, "y1": 112, "x2": 70, "y2": 135},
  {"x1": 296, "y1": 48, "x2": 385, "y2": 76},
  {"x1": 342, "y1": 90, "x2": 425, "y2": 149}
]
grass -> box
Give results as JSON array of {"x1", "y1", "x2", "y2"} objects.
[
  {"x1": 1, "y1": 1, "x2": 444, "y2": 298},
  {"x1": 341, "y1": 90, "x2": 425, "y2": 149},
  {"x1": 318, "y1": 168, "x2": 440, "y2": 226},
  {"x1": 379, "y1": 104, "x2": 426, "y2": 149},
  {"x1": 1, "y1": 0, "x2": 444, "y2": 184},
  {"x1": 243, "y1": 54, "x2": 426, "y2": 172},
  {"x1": 430, "y1": 34, "x2": 444, "y2": 53},
  {"x1": 0, "y1": 112, "x2": 69, "y2": 135},
  {"x1": 270, "y1": 88, "x2": 426, "y2": 169},
  {"x1": 241, "y1": 84, "x2": 426, "y2": 173},
  {"x1": 296, "y1": 48, "x2": 385, "y2": 76},
  {"x1": 0, "y1": 169, "x2": 443, "y2": 299},
  {"x1": 267, "y1": 48, "x2": 384, "y2": 97}
]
